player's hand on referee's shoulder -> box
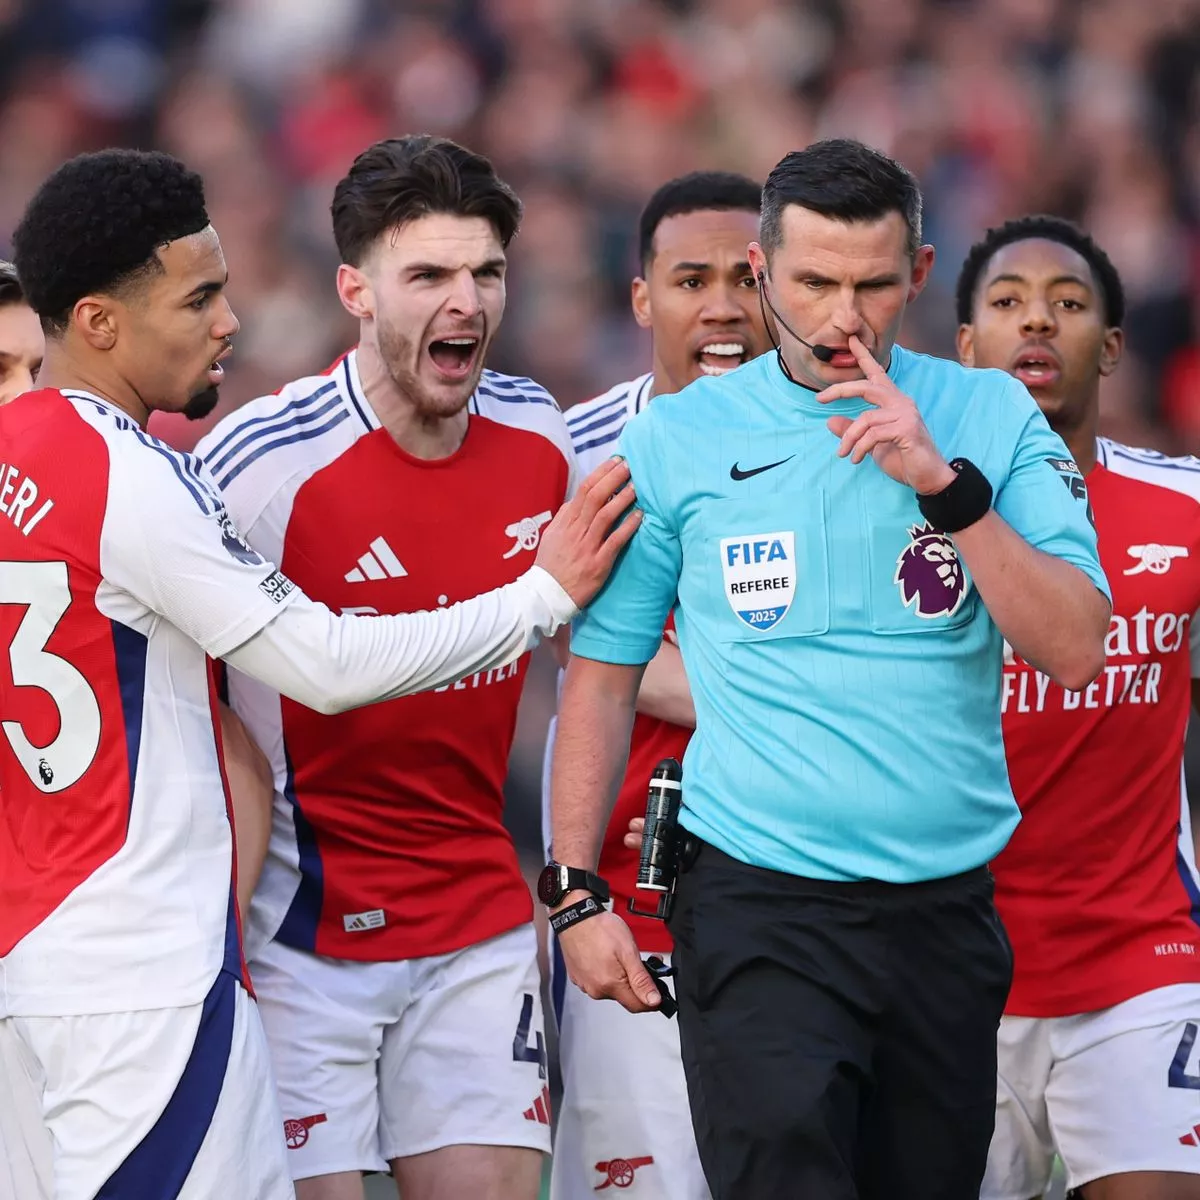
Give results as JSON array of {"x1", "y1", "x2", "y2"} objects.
[
  {"x1": 536, "y1": 457, "x2": 642, "y2": 607},
  {"x1": 817, "y1": 334, "x2": 957, "y2": 495},
  {"x1": 554, "y1": 891, "x2": 663, "y2": 1014}
]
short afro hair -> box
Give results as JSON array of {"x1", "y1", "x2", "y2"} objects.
[
  {"x1": 0, "y1": 261, "x2": 24, "y2": 308},
  {"x1": 955, "y1": 215, "x2": 1125, "y2": 328},
  {"x1": 13, "y1": 149, "x2": 210, "y2": 333},
  {"x1": 332, "y1": 135, "x2": 521, "y2": 267},
  {"x1": 638, "y1": 171, "x2": 762, "y2": 269}
]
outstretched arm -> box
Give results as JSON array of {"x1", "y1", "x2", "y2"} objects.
[{"x1": 113, "y1": 455, "x2": 640, "y2": 713}]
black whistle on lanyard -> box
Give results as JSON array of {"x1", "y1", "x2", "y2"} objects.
[{"x1": 628, "y1": 757, "x2": 683, "y2": 922}]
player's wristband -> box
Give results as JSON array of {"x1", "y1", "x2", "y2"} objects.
[
  {"x1": 549, "y1": 895, "x2": 606, "y2": 937},
  {"x1": 916, "y1": 458, "x2": 993, "y2": 533}
]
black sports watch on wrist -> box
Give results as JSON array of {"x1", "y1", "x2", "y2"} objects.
[{"x1": 537, "y1": 862, "x2": 610, "y2": 907}]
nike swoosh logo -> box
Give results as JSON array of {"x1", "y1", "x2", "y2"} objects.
[{"x1": 730, "y1": 455, "x2": 794, "y2": 481}]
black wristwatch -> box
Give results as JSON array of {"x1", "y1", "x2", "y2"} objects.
[{"x1": 537, "y1": 862, "x2": 610, "y2": 907}]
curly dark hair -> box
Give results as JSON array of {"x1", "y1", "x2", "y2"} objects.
[
  {"x1": 332, "y1": 135, "x2": 521, "y2": 266},
  {"x1": 955, "y1": 215, "x2": 1125, "y2": 327},
  {"x1": 13, "y1": 149, "x2": 210, "y2": 332}
]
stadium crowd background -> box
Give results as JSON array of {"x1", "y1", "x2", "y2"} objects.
[{"x1": 4, "y1": 0, "x2": 1200, "y2": 862}]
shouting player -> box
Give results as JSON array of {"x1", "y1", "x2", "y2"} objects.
[
  {"x1": 196, "y1": 135, "x2": 591, "y2": 1200},
  {"x1": 957, "y1": 216, "x2": 1200, "y2": 1200},
  {"x1": 545, "y1": 170, "x2": 770, "y2": 1200},
  {"x1": 0, "y1": 149, "x2": 636, "y2": 1200}
]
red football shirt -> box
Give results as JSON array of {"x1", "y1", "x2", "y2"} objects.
[
  {"x1": 996, "y1": 438, "x2": 1200, "y2": 1015},
  {"x1": 0, "y1": 389, "x2": 288, "y2": 1015},
  {"x1": 197, "y1": 353, "x2": 575, "y2": 961}
]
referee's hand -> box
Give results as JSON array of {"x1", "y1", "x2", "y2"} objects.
[
  {"x1": 817, "y1": 335, "x2": 956, "y2": 495},
  {"x1": 536, "y1": 457, "x2": 642, "y2": 608},
  {"x1": 555, "y1": 898, "x2": 662, "y2": 1014}
]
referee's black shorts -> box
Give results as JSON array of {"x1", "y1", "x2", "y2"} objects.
[{"x1": 667, "y1": 837, "x2": 1013, "y2": 1200}]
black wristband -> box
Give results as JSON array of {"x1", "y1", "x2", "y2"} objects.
[
  {"x1": 549, "y1": 895, "x2": 605, "y2": 937},
  {"x1": 916, "y1": 458, "x2": 993, "y2": 533}
]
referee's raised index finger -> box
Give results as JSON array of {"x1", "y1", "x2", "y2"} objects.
[{"x1": 849, "y1": 334, "x2": 886, "y2": 378}]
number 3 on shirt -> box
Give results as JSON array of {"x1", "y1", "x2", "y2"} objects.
[{"x1": 1, "y1": 560, "x2": 101, "y2": 792}]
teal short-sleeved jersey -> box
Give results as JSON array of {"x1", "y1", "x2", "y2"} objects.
[{"x1": 570, "y1": 347, "x2": 1110, "y2": 883}]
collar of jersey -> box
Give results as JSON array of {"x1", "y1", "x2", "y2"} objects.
[
  {"x1": 344, "y1": 348, "x2": 382, "y2": 431},
  {"x1": 762, "y1": 346, "x2": 902, "y2": 420},
  {"x1": 58, "y1": 387, "x2": 126, "y2": 415}
]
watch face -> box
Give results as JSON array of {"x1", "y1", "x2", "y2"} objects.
[{"x1": 536, "y1": 865, "x2": 563, "y2": 906}]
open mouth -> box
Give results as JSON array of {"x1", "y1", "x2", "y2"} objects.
[
  {"x1": 428, "y1": 336, "x2": 480, "y2": 381},
  {"x1": 697, "y1": 341, "x2": 748, "y2": 376},
  {"x1": 1012, "y1": 351, "x2": 1061, "y2": 388},
  {"x1": 823, "y1": 346, "x2": 858, "y2": 368},
  {"x1": 207, "y1": 346, "x2": 232, "y2": 385}
]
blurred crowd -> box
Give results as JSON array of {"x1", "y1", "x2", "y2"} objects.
[
  {"x1": 6, "y1": 0, "x2": 1200, "y2": 836},
  {"x1": 4, "y1": 0, "x2": 1200, "y2": 446}
]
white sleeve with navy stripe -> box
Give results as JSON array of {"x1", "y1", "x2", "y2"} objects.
[
  {"x1": 565, "y1": 373, "x2": 653, "y2": 473},
  {"x1": 66, "y1": 392, "x2": 299, "y2": 660}
]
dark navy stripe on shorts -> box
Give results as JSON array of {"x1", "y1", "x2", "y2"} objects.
[
  {"x1": 551, "y1": 936, "x2": 568, "y2": 1031},
  {"x1": 96, "y1": 972, "x2": 236, "y2": 1199}
]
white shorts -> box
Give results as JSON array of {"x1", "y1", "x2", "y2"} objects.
[
  {"x1": 4, "y1": 972, "x2": 293, "y2": 1200},
  {"x1": 550, "y1": 952, "x2": 710, "y2": 1200},
  {"x1": 0, "y1": 1017, "x2": 52, "y2": 1200},
  {"x1": 982, "y1": 984, "x2": 1200, "y2": 1198},
  {"x1": 250, "y1": 922, "x2": 551, "y2": 1181}
]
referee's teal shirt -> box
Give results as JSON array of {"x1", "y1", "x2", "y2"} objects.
[{"x1": 570, "y1": 348, "x2": 1110, "y2": 883}]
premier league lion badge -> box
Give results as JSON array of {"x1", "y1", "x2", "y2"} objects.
[{"x1": 894, "y1": 522, "x2": 968, "y2": 619}]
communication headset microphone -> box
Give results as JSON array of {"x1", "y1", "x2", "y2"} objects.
[{"x1": 755, "y1": 269, "x2": 836, "y2": 379}]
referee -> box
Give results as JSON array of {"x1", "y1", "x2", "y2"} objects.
[{"x1": 546, "y1": 139, "x2": 1111, "y2": 1200}]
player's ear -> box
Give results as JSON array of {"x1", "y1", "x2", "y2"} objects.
[
  {"x1": 336, "y1": 264, "x2": 375, "y2": 322},
  {"x1": 73, "y1": 295, "x2": 118, "y2": 352},
  {"x1": 632, "y1": 276, "x2": 651, "y2": 329},
  {"x1": 1099, "y1": 326, "x2": 1124, "y2": 378},
  {"x1": 956, "y1": 323, "x2": 975, "y2": 368}
]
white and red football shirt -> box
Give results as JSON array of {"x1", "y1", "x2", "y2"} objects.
[
  {"x1": 996, "y1": 437, "x2": 1200, "y2": 1016},
  {"x1": 197, "y1": 351, "x2": 576, "y2": 962},
  {"x1": 546, "y1": 375, "x2": 689, "y2": 955},
  {"x1": 0, "y1": 388, "x2": 297, "y2": 1017}
]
